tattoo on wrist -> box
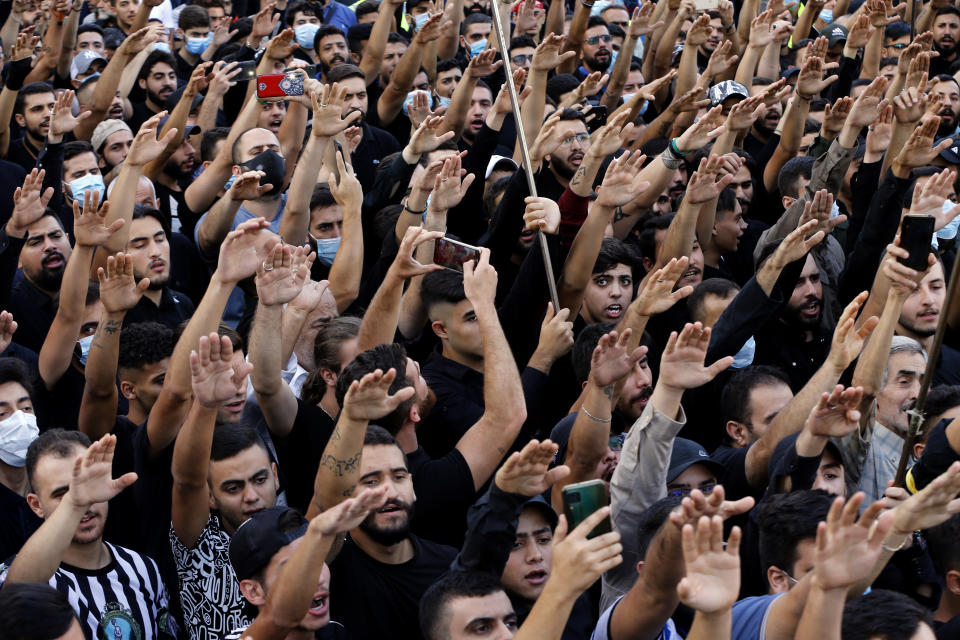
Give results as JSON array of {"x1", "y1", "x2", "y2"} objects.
[{"x1": 603, "y1": 384, "x2": 615, "y2": 400}]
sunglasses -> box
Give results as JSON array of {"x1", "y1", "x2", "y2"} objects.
[
  {"x1": 511, "y1": 54, "x2": 533, "y2": 65},
  {"x1": 585, "y1": 34, "x2": 613, "y2": 45}
]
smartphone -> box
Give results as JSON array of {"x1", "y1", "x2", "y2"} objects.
[
  {"x1": 584, "y1": 105, "x2": 608, "y2": 133},
  {"x1": 256, "y1": 71, "x2": 305, "y2": 99},
  {"x1": 433, "y1": 237, "x2": 482, "y2": 272},
  {"x1": 285, "y1": 63, "x2": 320, "y2": 78},
  {"x1": 234, "y1": 60, "x2": 258, "y2": 81},
  {"x1": 562, "y1": 480, "x2": 612, "y2": 539},
  {"x1": 694, "y1": 0, "x2": 720, "y2": 9},
  {"x1": 898, "y1": 214, "x2": 935, "y2": 271},
  {"x1": 332, "y1": 140, "x2": 344, "y2": 181}
]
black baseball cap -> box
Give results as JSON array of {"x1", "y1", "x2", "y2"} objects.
[
  {"x1": 667, "y1": 438, "x2": 726, "y2": 484},
  {"x1": 229, "y1": 507, "x2": 308, "y2": 580},
  {"x1": 522, "y1": 496, "x2": 559, "y2": 529}
]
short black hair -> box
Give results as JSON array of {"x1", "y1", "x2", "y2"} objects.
[
  {"x1": 594, "y1": 237, "x2": 637, "y2": 275},
  {"x1": 925, "y1": 513, "x2": 960, "y2": 578},
  {"x1": 210, "y1": 423, "x2": 268, "y2": 463},
  {"x1": 637, "y1": 214, "x2": 675, "y2": 262},
  {"x1": 921, "y1": 385, "x2": 960, "y2": 438},
  {"x1": 355, "y1": 0, "x2": 380, "y2": 19},
  {"x1": 336, "y1": 344, "x2": 414, "y2": 434},
  {"x1": 0, "y1": 357, "x2": 35, "y2": 404},
  {"x1": 420, "y1": 571, "x2": 507, "y2": 640},
  {"x1": 510, "y1": 35, "x2": 537, "y2": 50},
  {"x1": 841, "y1": 589, "x2": 933, "y2": 640},
  {"x1": 778, "y1": 156, "x2": 815, "y2": 199},
  {"x1": 138, "y1": 50, "x2": 178, "y2": 81},
  {"x1": 587, "y1": 15, "x2": 608, "y2": 29},
  {"x1": 118, "y1": 322, "x2": 174, "y2": 372},
  {"x1": 885, "y1": 21, "x2": 910, "y2": 40},
  {"x1": 935, "y1": 6, "x2": 960, "y2": 20},
  {"x1": 637, "y1": 496, "x2": 683, "y2": 559},
  {"x1": 437, "y1": 58, "x2": 461, "y2": 74},
  {"x1": 325, "y1": 63, "x2": 365, "y2": 84},
  {"x1": 420, "y1": 270, "x2": 467, "y2": 318},
  {"x1": 572, "y1": 322, "x2": 616, "y2": 385},
  {"x1": 687, "y1": 277, "x2": 740, "y2": 325},
  {"x1": 131, "y1": 204, "x2": 171, "y2": 238},
  {"x1": 0, "y1": 583, "x2": 79, "y2": 640},
  {"x1": 879, "y1": 56, "x2": 899, "y2": 68},
  {"x1": 715, "y1": 186, "x2": 738, "y2": 215},
  {"x1": 720, "y1": 365, "x2": 791, "y2": 427},
  {"x1": 347, "y1": 23, "x2": 372, "y2": 53},
  {"x1": 200, "y1": 127, "x2": 230, "y2": 163},
  {"x1": 77, "y1": 23, "x2": 105, "y2": 38},
  {"x1": 26, "y1": 429, "x2": 91, "y2": 491},
  {"x1": 14, "y1": 82, "x2": 54, "y2": 117},
  {"x1": 461, "y1": 12, "x2": 492, "y2": 34},
  {"x1": 309, "y1": 182, "x2": 337, "y2": 211},
  {"x1": 285, "y1": 0, "x2": 321, "y2": 24},
  {"x1": 63, "y1": 140, "x2": 96, "y2": 166},
  {"x1": 179, "y1": 4, "x2": 211, "y2": 29},
  {"x1": 546, "y1": 76, "x2": 581, "y2": 104},
  {"x1": 387, "y1": 31, "x2": 410, "y2": 46},
  {"x1": 314, "y1": 24, "x2": 346, "y2": 54},
  {"x1": 755, "y1": 490, "x2": 832, "y2": 580}
]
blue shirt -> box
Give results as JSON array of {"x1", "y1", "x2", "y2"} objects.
[
  {"x1": 731, "y1": 594, "x2": 784, "y2": 640},
  {"x1": 323, "y1": 0, "x2": 357, "y2": 35},
  {"x1": 590, "y1": 596, "x2": 678, "y2": 640}
]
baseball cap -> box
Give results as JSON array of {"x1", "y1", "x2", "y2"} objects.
[
  {"x1": 708, "y1": 80, "x2": 749, "y2": 108},
  {"x1": 485, "y1": 155, "x2": 518, "y2": 180},
  {"x1": 91, "y1": 119, "x2": 133, "y2": 154},
  {"x1": 666, "y1": 438, "x2": 726, "y2": 484},
  {"x1": 103, "y1": 27, "x2": 125, "y2": 50},
  {"x1": 70, "y1": 50, "x2": 107, "y2": 80},
  {"x1": 939, "y1": 137, "x2": 960, "y2": 164},
  {"x1": 522, "y1": 496, "x2": 559, "y2": 529},
  {"x1": 229, "y1": 507, "x2": 308, "y2": 581},
  {"x1": 780, "y1": 67, "x2": 801, "y2": 81},
  {"x1": 824, "y1": 23, "x2": 849, "y2": 48},
  {"x1": 157, "y1": 115, "x2": 201, "y2": 137}
]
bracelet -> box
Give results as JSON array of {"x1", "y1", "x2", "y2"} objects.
[
  {"x1": 402, "y1": 199, "x2": 427, "y2": 215},
  {"x1": 882, "y1": 533, "x2": 911, "y2": 553},
  {"x1": 660, "y1": 149, "x2": 684, "y2": 170},
  {"x1": 795, "y1": 90, "x2": 814, "y2": 101},
  {"x1": 581, "y1": 406, "x2": 612, "y2": 423},
  {"x1": 670, "y1": 137, "x2": 691, "y2": 157}
]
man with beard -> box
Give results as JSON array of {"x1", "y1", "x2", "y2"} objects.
[
  {"x1": 931, "y1": 75, "x2": 960, "y2": 138},
  {"x1": 576, "y1": 17, "x2": 613, "y2": 80},
  {"x1": 120, "y1": 207, "x2": 195, "y2": 329},
  {"x1": 545, "y1": 109, "x2": 592, "y2": 188},
  {"x1": 930, "y1": 7, "x2": 960, "y2": 77},
  {"x1": 91, "y1": 119, "x2": 133, "y2": 175},
  {"x1": 314, "y1": 25, "x2": 350, "y2": 80},
  {"x1": 745, "y1": 78, "x2": 784, "y2": 158},
  {"x1": 129, "y1": 51, "x2": 180, "y2": 135},
  {"x1": 155, "y1": 122, "x2": 200, "y2": 230},
  {"x1": 0, "y1": 430, "x2": 174, "y2": 639},
  {"x1": 325, "y1": 64, "x2": 400, "y2": 191},
  {"x1": 8, "y1": 83, "x2": 55, "y2": 174},
  {"x1": 895, "y1": 257, "x2": 960, "y2": 385}
]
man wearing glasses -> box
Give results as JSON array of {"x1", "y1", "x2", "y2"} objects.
[{"x1": 577, "y1": 17, "x2": 614, "y2": 81}]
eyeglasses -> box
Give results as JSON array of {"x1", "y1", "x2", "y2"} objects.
[
  {"x1": 585, "y1": 34, "x2": 613, "y2": 45},
  {"x1": 609, "y1": 434, "x2": 625, "y2": 452},
  {"x1": 666, "y1": 483, "x2": 717, "y2": 498},
  {"x1": 511, "y1": 54, "x2": 533, "y2": 65},
  {"x1": 887, "y1": 43, "x2": 908, "y2": 49},
  {"x1": 560, "y1": 132, "x2": 591, "y2": 145},
  {"x1": 781, "y1": 570, "x2": 800, "y2": 585}
]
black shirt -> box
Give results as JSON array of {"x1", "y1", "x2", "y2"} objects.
[
  {"x1": 329, "y1": 533, "x2": 456, "y2": 640},
  {"x1": 754, "y1": 319, "x2": 831, "y2": 393},
  {"x1": 5, "y1": 276, "x2": 57, "y2": 355},
  {"x1": 710, "y1": 444, "x2": 754, "y2": 501},
  {"x1": 351, "y1": 122, "x2": 401, "y2": 192},
  {"x1": 407, "y1": 446, "x2": 477, "y2": 547},
  {"x1": 127, "y1": 101, "x2": 160, "y2": 137},
  {"x1": 273, "y1": 400, "x2": 336, "y2": 513},
  {"x1": 0, "y1": 480, "x2": 42, "y2": 562},
  {"x1": 123, "y1": 287, "x2": 195, "y2": 331},
  {"x1": 6, "y1": 136, "x2": 42, "y2": 174}
]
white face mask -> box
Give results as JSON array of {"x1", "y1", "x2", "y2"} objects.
[{"x1": 0, "y1": 411, "x2": 39, "y2": 467}]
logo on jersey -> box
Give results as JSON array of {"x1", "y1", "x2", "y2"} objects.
[{"x1": 99, "y1": 603, "x2": 143, "y2": 640}]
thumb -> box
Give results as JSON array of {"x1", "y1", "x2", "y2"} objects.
[
  {"x1": 542, "y1": 301, "x2": 555, "y2": 326},
  {"x1": 115, "y1": 472, "x2": 138, "y2": 490},
  {"x1": 136, "y1": 278, "x2": 151, "y2": 293}
]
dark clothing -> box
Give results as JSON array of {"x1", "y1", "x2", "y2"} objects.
[
  {"x1": 128, "y1": 101, "x2": 161, "y2": 136},
  {"x1": 174, "y1": 52, "x2": 198, "y2": 86},
  {"x1": 407, "y1": 446, "x2": 477, "y2": 547},
  {"x1": 351, "y1": 122, "x2": 401, "y2": 192},
  {"x1": 933, "y1": 344, "x2": 960, "y2": 387},
  {"x1": 0, "y1": 480, "x2": 42, "y2": 562},
  {"x1": 936, "y1": 615, "x2": 960, "y2": 640},
  {"x1": 753, "y1": 318, "x2": 831, "y2": 392},
  {"x1": 329, "y1": 533, "x2": 456, "y2": 640},
  {"x1": 123, "y1": 288, "x2": 195, "y2": 331},
  {"x1": 273, "y1": 400, "x2": 336, "y2": 513},
  {"x1": 908, "y1": 418, "x2": 958, "y2": 494},
  {"x1": 155, "y1": 182, "x2": 191, "y2": 235},
  {"x1": 6, "y1": 136, "x2": 42, "y2": 174},
  {"x1": 711, "y1": 445, "x2": 754, "y2": 501},
  {"x1": 5, "y1": 275, "x2": 57, "y2": 355},
  {"x1": 0, "y1": 161, "x2": 27, "y2": 225}
]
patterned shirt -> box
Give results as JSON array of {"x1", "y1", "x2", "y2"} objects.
[
  {"x1": 170, "y1": 515, "x2": 251, "y2": 640},
  {"x1": 0, "y1": 542, "x2": 175, "y2": 640}
]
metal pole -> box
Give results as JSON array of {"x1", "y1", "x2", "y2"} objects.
[
  {"x1": 489, "y1": 3, "x2": 562, "y2": 313},
  {"x1": 895, "y1": 247, "x2": 960, "y2": 486}
]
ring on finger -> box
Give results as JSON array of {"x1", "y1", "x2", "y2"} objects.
[{"x1": 262, "y1": 261, "x2": 275, "y2": 272}]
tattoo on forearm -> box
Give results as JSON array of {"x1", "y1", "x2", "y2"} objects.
[
  {"x1": 603, "y1": 384, "x2": 615, "y2": 400},
  {"x1": 321, "y1": 452, "x2": 360, "y2": 477},
  {"x1": 102, "y1": 320, "x2": 121, "y2": 335},
  {"x1": 613, "y1": 206, "x2": 626, "y2": 222},
  {"x1": 571, "y1": 165, "x2": 587, "y2": 187}
]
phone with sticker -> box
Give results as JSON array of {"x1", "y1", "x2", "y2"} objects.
[{"x1": 257, "y1": 71, "x2": 305, "y2": 99}]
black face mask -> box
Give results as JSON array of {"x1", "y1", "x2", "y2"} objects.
[{"x1": 239, "y1": 148, "x2": 286, "y2": 197}]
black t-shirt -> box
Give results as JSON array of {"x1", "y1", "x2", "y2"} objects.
[
  {"x1": 127, "y1": 101, "x2": 159, "y2": 136},
  {"x1": 273, "y1": 400, "x2": 336, "y2": 513},
  {"x1": 710, "y1": 444, "x2": 754, "y2": 501},
  {"x1": 103, "y1": 416, "x2": 142, "y2": 549},
  {"x1": 407, "y1": 446, "x2": 477, "y2": 547},
  {"x1": 0, "y1": 480, "x2": 42, "y2": 562},
  {"x1": 329, "y1": 534, "x2": 456, "y2": 640},
  {"x1": 351, "y1": 122, "x2": 401, "y2": 192}
]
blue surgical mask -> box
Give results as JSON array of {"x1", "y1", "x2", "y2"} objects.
[
  {"x1": 469, "y1": 38, "x2": 488, "y2": 57},
  {"x1": 402, "y1": 89, "x2": 429, "y2": 116},
  {"x1": 731, "y1": 336, "x2": 756, "y2": 369},
  {"x1": 436, "y1": 96, "x2": 451, "y2": 110},
  {"x1": 68, "y1": 173, "x2": 105, "y2": 203},
  {"x1": 224, "y1": 174, "x2": 236, "y2": 192},
  {"x1": 608, "y1": 49, "x2": 618, "y2": 71},
  {"x1": 312, "y1": 236, "x2": 341, "y2": 265},
  {"x1": 77, "y1": 334, "x2": 94, "y2": 366},
  {"x1": 414, "y1": 12, "x2": 431, "y2": 29},
  {"x1": 829, "y1": 200, "x2": 841, "y2": 219},
  {"x1": 153, "y1": 41, "x2": 172, "y2": 53},
  {"x1": 185, "y1": 33, "x2": 214, "y2": 55},
  {"x1": 294, "y1": 23, "x2": 320, "y2": 50},
  {"x1": 621, "y1": 91, "x2": 636, "y2": 104},
  {"x1": 819, "y1": 9, "x2": 834, "y2": 23},
  {"x1": 938, "y1": 199, "x2": 960, "y2": 240}
]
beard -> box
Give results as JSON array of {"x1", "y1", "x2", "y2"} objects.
[
  {"x1": 29, "y1": 253, "x2": 67, "y2": 291},
  {"x1": 163, "y1": 158, "x2": 191, "y2": 181},
  {"x1": 135, "y1": 267, "x2": 169, "y2": 290},
  {"x1": 146, "y1": 87, "x2": 171, "y2": 109},
  {"x1": 585, "y1": 50, "x2": 610, "y2": 73},
  {"x1": 935, "y1": 39, "x2": 960, "y2": 59},
  {"x1": 900, "y1": 314, "x2": 938, "y2": 339},
  {"x1": 782, "y1": 294, "x2": 822, "y2": 329},
  {"x1": 358, "y1": 499, "x2": 414, "y2": 546}
]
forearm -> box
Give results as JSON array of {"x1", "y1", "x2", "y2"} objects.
[
  {"x1": 514, "y1": 583, "x2": 578, "y2": 640},
  {"x1": 251, "y1": 303, "x2": 286, "y2": 398},
  {"x1": 676, "y1": 47, "x2": 699, "y2": 99},
  {"x1": 311, "y1": 413, "x2": 367, "y2": 515},
  {"x1": 736, "y1": 0, "x2": 759, "y2": 50},
  {"x1": 0, "y1": 12, "x2": 20, "y2": 55},
  {"x1": 757, "y1": 40, "x2": 782, "y2": 81},
  {"x1": 559, "y1": 201, "x2": 612, "y2": 313},
  {"x1": 657, "y1": 197, "x2": 700, "y2": 269},
  {"x1": 601, "y1": 35, "x2": 637, "y2": 111},
  {"x1": 560, "y1": 1, "x2": 590, "y2": 75},
  {"x1": 882, "y1": 122, "x2": 915, "y2": 177},
  {"x1": 439, "y1": 75, "x2": 478, "y2": 139},
  {"x1": 327, "y1": 208, "x2": 362, "y2": 313},
  {"x1": 516, "y1": 70, "x2": 547, "y2": 166},
  {"x1": 130, "y1": 0, "x2": 153, "y2": 33},
  {"x1": 564, "y1": 383, "x2": 613, "y2": 482},
  {"x1": 197, "y1": 196, "x2": 242, "y2": 253},
  {"x1": 143, "y1": 89, "x2": 195, "y2": 181},
  {"x1": 196, "y1": 91, "x2": 224, "y2": 137},
  {"x1": 735, "y1": 45, "x2": 762, "y2": 88},
  {"x1": 655, "y1": 13, "x2": 686, "y2": 76},
  {"x1": 377, "y1": 41, "x2": 424, "y2": 125},
  {"x1": 438, "y1": 0, "x2": 464, "y2": 59},
  {"x1": 0, "y1": 87, "x2": 17, "y2": 157},
  {"x1": 118, "y1": 48, "x2": 153, "y2": 99},
  {"x1": 101, "y1": 164, "x2": 140, "y2": 254},
  {"x1": 280, "y1": 134, "x2": 326, "y2": 245},
  {"x1": 57, "y1": 8, "x2": 81, "y2": 79},
  {"x1": 39, "y1": 245, "x2": 94, "y2": 386},
  {"x1": 793, "y1": 5, "x2": 818, "y2": 43},
  {"x1": 6, "y1": 498, "x2": 85, "y2": 583},
  {"x1": 276, "y1": 102, "x2": 308, "y2": 176},
  {"x1": 795, "y1": 584, "x2": 843, "y2": 640},
  {"x1": 358, "y1": 2, "x2": 395, "y2": 84},
  {"x1": 852, "y1": 288, "x2": 906, "y2": 398},
  {"x1": 778, "y1": 94, "x2": 810, "y2": 154},
  {"x1": 78, "y1": 311, "x2": 125, "y2": 438},
  {"x1": 356, "y1": 271, "x2": 404, "y2": 351},
  {"x1": 687, "y1": 610, "x2": 733, "y2": 640},
  {"x1": 861, "y1": 30, "x2": 882, "y2": 79}
]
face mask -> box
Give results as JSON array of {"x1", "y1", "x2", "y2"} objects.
[
  {"x1": 829, "y1": 200, "x2": 841, "y2": 219},
  {"x1": 819, "y1": 9, "x2": 834, "y2": 23},
  {"x1": 77, "y1": 334, "x2": 94, "y2": 366},
  {"x1": 68, "y1": 173, "x2": 105, "y2": 203},
  {"x1": 224, "y1": 173, "x2": 236, "y2": 192},
  {"x1": 938, "y1": 199, "x2": 960, "y2": 239},
  {"x1": 608, "y1": 49, "x2": 618, "y2": 71},
  {"x1": 0, "y1": 411, "x2": 39, "y2": 467},
  {"x1": 185, "y1": 33, "x2": 214, "y2": 55},
  {"x1": 436, "y1": 96, "x2": 452, "y2": 110},
  {"x1": 731, "y1": 336, "x2": 756, "y2": 369},
  {"x1": 312, "y1": 236, "x2": 341, "y2": 265},
  {"x1": 239, "y1": 149, "x2": 286, "y2": 197},
  {"x1": 414, "y1": 12, "x2": 431, "y2": 29},
  {"x1": 402, "y1": 89, "x2": 430, "y2": 116},
  {"x1": 294, "y1": 23, "x2": 320, "y2": 50},
  {"x1": 153, "y1": 41, "x2": 172, "y2": 53},
  {"x1": 469, "y1": 38, "x2": 488, "y2": 57}
]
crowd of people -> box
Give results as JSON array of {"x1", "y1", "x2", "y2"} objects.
[{"x1": 3, "y1": 0, "x2": 960, "y2": 638}]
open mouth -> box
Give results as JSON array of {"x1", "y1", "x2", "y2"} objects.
[
  {"x1": 801, "y1": 298, "x2": 820, "y2": 318},
  {"x1": 469, "y1": 117, "x2": 484, "y2": 131},
  {"x1": 681, "y1": 266, "x2": 701, "y2": 282},
  {"x1": 43, "y1": 253, "x2": 64, "y2": 269},
  {"x1": 569, "y1": 152, "x2": 584, "y2": 167},
  {"x1": 109, "y1": 105, "x2": 125, "y2": 118},
  {"x1": 224, "y1": 398, "x2": 245, "y2": 413},
  {"x1": 604, "y1": 303, "x2": 623, "y2": 319},
  {"x1": 268, "y1": 119, "x2": 282, "y2": 131},
  {"x1": 308, "y1": 592, "x2": 329, "y2": 616},
  {"x1": 524, "y1": 569, "x2": 547, "y2": 585},
  {"x1": 379, "y1": 503, "x2": 403, "y2": 515},
  {"x1": 635, "y1": 386, "x2": 653, "y2": 405}
]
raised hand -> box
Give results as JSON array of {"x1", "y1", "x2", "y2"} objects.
[
  {"x1": 884, "y1": 461, "x2": 960, "y2": 536},
  {"x1": 813, "y1": 494, "x2": 890, "y2": 591},
  {"x1": 805, "y1": 385, "x2": 864, "y2": 439},
  {"x1": 250, "y1": 2, "x2": 281, "y2": 45},
  {"x1": 0, "y1": 311, "x2": 18, "y2": 354},
  {"x1": 685, "y1": 154, "x2": 735, "y2": 204},
  {"x1": 669, "y1": 484, "x2": 755, "y2": 529},
  {"x1": 414, "y1": 12, "x2": 449, "y2": 45},
  {"x1": 229, "y1": 170, "x2": 272, "y2": 202},
  {"x1": 190, "y1": 333, "x2": 253, "y2": 409},
  {"x1": 909, "y1": 169, "x2": 960, "y2": 230},
  {"x1": 311, "y1": 485, "x2": 390, "y2": 535},
  {"x1": 631, "y1": 258, "x2": 695, "y2": 316},
  {"x1": 97, "y1": 253, "x2": 150, "y2": 314},
  {"x1": 674, "y1": 104, "x2": 724, "y2": 152},
  {"x1": 492, "y1": 68, "x2": 528, "y2": 117},
  {"x1": 844, "y1": 14, "x2": 875, "y2": 52},
  {"x1": 589, "y1": 328, "x2": 646, "y2": 389},
  {"x1": 207, "y1": 60, "x2": 243, "y2": 97},
  {"x1": 847, "y1": 76, "x2": 889, "y2": 128},
  {"x1": 11, "y1": 27, "x2": 40, "y2": 61},
  {"x1": 116, "y1": 25, "x2": 160, "y2": 57},
  {"x1": 126, "y1": 111, "x2": 178, "y2": 167},
  {"x1": 49, "y1": 89, "x2": 89, "y2": 141},
  {"x1": 312, "y1": 83, "x2": 363, "y2": 137},
  {"x1": 534, "y1": 302, "x2": 575, "y2": 363},
  {"x1": 637, "y1": 70, "x2": 677, "y2": 101},
  {"x1": 9, "y1": 169, "x2": 54, "y2": 237},
  {"x1": 630, "y1": 2, "x2": 664, "y2": 38},
  {"x1": 882, "y1": 242, "x2": 932, "y2": 295},
  {"x1": 821, "y1": 97, "x2": 852, "y2": 138},
  {"x1": 677, "y1": 516, "x2": 741, "y2": 613},
  {"x1": 466, "y1": 48, "x2": 502, "y2": 78},
  {"x1": 686, "y1": 13, "x2": 713, "y2": 46},
  {"x1": 797, "y1": 189, "x2": 844, "y2": 235},
  {"x1": 596, "y1": 151, "x2": 649, "y2": 208},
  {"x1": 530, "y1": 110, "x2": 564, "y2": 165},
  {"x1": 725, "y1": 95, "x2": 766, "y2": 134},
  {"x1": 217, "y1": 218, "x2": 280, "y2": 284},
  {"x1": 73, "y1": 191, "x2": 123, "y2": 248},
  {"x1": 659, "y1": 323, "x2": 734, "y2": 392},
  {"x1": 576, "y1": 71, "x2": 609, "y2": 101},
  {"x1": 515, "y1": 0, "x2": 545, "y2": 34},
  {"x1": 342, "y1": 367, "x2": 416, "y2": 421},
  {"x1": 522, "y1": 196, "x2": 561, "y2": 234},
  {"x1": 428, "y1": 154, "x2": 475, "y2": 213},
  {"x1": 550, "y1": 508, "x2": 622, "y2": 597},
  {"x1": 667, "y1": 87, "x2": 713, "y2": 117},
  {"x1": 408, "y1": 114, "x2": 456, "y2": 155},
  {"x1": 768, "y1": 219, "x2": 826, "y2": 269},
  {"x1": 866, "y1": 105, "x2": 894, "y2": 158},
  {"x1": 748, "y1": 9, "x2": 775, "y2": 48},
  {"x1": 705, "y1": 40, "x2": 739, "y2": 79},
  {"x1": 892, "y1": 87, "x2": 929, "y2": 125},
  {"x1": 256, "y1": 243, "x2": 313, "y2": 307},
  {"x1": 264, "y1": 27, "x2": 297, "y2": 61},
  {"x1": 462, "y1": 247, "x2": 497, "y2": 308},
  {"x1": 796, "y1": 56, "x2": 839, "y2": 98},
  {"x1": 827, "y1": 292, "x2": 879, "y2": 373},
  {"x1": 390, "y1": 226, "x2": 443, "y2": 281},
  {"x1": 532, "y1": 32, "x2": 576, "y2": 71},
  {"x1": 495, "y1": 439, "x2": 571, "y2": 497},
  {"x1": 66, "y1": 434, "x2": 138, "y2": 510}
]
